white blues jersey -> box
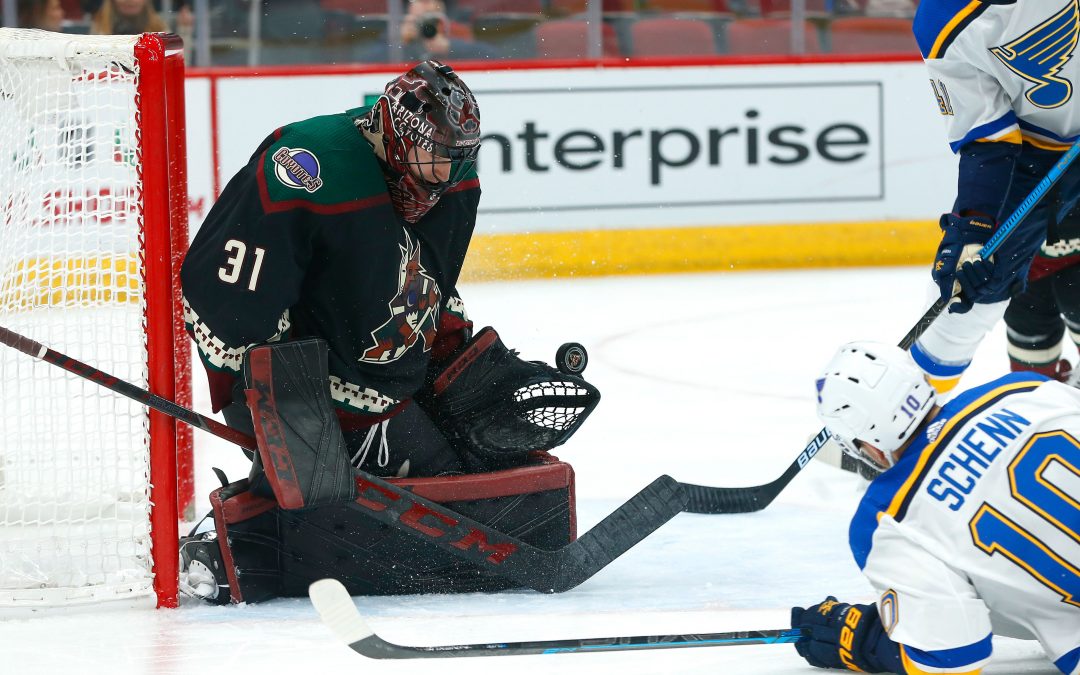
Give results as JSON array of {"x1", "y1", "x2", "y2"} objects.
[
  {"x1": 914, "y1": 0, "x2": 1080, "y2": 152},
  {"x1": 850, "y1": 373, "x2": 1080, "y2": 674}
]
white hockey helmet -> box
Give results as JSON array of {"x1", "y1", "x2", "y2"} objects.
[{"x1": 815, "y1": 341, "x2": 936, "y2": 470}]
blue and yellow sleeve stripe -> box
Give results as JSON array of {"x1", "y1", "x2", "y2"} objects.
[
  {"x1": 945, "y1": 113, "x2": 1020, "y2": 154},
  {"x1": 900, "y1": 636, "x2": 992, "y2": 673},
  {"x1": 910, "y1": 342, "x2": 971, "y2": 393},
  {"x1": 914, "y1": 0, "x2": 994, "y2": 59}
]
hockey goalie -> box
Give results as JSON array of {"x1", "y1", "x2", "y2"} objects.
[{"x1": 177, "y1": 61, "x2": 599, "y2": 603}]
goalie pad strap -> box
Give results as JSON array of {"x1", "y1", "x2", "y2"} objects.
[
  {"x1": 244, "y1": 340, "x2": 357, "y2": 510},
  {"x1": 246, "y1": 348, "x2": 302, "y2": 508}
]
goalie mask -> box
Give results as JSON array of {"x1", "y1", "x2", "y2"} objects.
[
  {"x1": 815, "y1": 341, "x2": 936, "y2": 471},
  {"x1": 362, "y1": 60, "x2": 481, "y2": 223}
]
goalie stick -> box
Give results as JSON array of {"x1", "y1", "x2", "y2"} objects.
[
  {"x1": 682, "y1": 138, "x2": 1080, "y2": 514},
  {"x1": 0, "y1": 325, "x2": 685, "y2": 594},
  {"x1": 309, "y1": 578, "x2": 803, "y2": 658}
]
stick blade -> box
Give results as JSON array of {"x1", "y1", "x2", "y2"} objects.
[{"x1": 309, "y1": 578, "x2": 374, "y2": 647}]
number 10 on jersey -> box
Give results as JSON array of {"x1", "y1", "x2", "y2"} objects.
[{"x1": 969, "y1": 431, "x2": 1080, "y2": 607}]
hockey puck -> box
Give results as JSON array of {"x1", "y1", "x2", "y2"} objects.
[{"x1": 556, "y1": 343, "x2": 588, "y2": 375}]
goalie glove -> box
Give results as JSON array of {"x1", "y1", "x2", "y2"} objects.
[{"x1": 419, "y1": 327, "x2": 600, "y2": 469}]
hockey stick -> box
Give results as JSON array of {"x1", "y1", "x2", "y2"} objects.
[
  {"x1": 310, "y1": 578, "x2": 803, "y2": 658},
  {"x1": 0, "y1": 325, "x2": 258, "y2": 450},
  {"x1": 0, "y1": 325, "x2": 684, "y2": 593},
  {"x1": 682, "y1": 139, "x2": 1080, "y2": 514}
]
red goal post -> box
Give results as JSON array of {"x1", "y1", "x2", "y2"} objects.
[{"x1": 0, "y1": 29, "x2": 192, "y2": 609}]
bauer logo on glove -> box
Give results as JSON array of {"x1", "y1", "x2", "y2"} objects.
[
  {"x1": 932, "y1": 213, "x2": 1003, "y2": 314},
  {"x1": 790, "y1": 596, "x2": 901, "y2": 673}
]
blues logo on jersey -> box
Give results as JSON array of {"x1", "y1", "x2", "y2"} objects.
[{"x1": 990, "y1": 0, "x2": 1079, "y2": 109}]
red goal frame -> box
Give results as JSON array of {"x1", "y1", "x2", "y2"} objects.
[{"x1": 136, "y1": 32, "x2": 192, "y2": 609}]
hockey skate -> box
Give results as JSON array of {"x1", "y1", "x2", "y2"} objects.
[
  {"x1": 1041, "y1": 358, "x2": 1072, "y2": 384},
  {"x1": 1010, "y1": 357, "x2": 1073, "y2": 383},
  {"x1": 179, "y1": 531, "x2": 231, "y2": 605}
]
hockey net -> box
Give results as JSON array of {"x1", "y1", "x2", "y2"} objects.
[{"x1": 0, "y1": 29, "x2": 191, "y2": 609}]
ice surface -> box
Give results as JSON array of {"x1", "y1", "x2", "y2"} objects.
[{"x1": 1, "y1": 267, "x2": 1062, "y2": 674}]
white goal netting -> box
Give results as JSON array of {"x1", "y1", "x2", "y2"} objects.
[{"x1": 0, "y1": 30, "x2": 157, "y2": 607}]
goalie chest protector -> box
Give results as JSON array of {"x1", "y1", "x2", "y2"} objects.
[{"x1": 208, "y1": 454, "x2": 576, "y2": 602}]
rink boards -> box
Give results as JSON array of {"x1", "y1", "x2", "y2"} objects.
[{"x1": 182, "y1": 58, "x2": 949, "y2": 277}]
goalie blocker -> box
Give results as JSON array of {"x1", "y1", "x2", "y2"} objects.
[{"x1": 185, "y1": 329, "x2": 596, "y2": 602}]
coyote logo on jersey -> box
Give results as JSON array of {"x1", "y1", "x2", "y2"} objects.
[
  {"x1": 361, "y1": 231, "x2": 441, "y2": 363},
  {"x1": 990, "y1": 0, "x2": 1079, "y2": 109}
]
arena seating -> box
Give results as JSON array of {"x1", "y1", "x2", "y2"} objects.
[
  {"x1": 725, "y1": 17, "x2": 822, "y2": 54},
  {"x1": 11, "y1": 0, "x2": 916, "y2": 64},
  {"x1": 535, "y1": 19, "x2": 622, "y2": 57},
  {"x1": 630, "y1": 16, "x2": 718, "y2": 56},
  {"x1": 824, "y1": 16, "x2": 916, "y2": 54}
]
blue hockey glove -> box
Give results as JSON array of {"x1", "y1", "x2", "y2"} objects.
[
  {"x1": 790, "y1": 597, "x2": 900, "y2": 673},
  {"x1": 952, "y1": 257, "x2": 998, "y2": 314},
  {"x1": 932, "y1": 213, "x2": 996, "y2": 314},
  {"x1": 951, "y1": 254, "x2": 1026, "y2": 314}
]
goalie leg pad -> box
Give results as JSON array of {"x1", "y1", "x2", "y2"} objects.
[
  {"x1": 243, "y1": 339, "x2": 357, "y2": 509},
  {"x1": 208, "y1": 455, "x2": 576, "y2": 600},
  {"x1": 421, "y1": 327, "x2": 600, "y2": 469},
  {"x1": 206, "y1": 478, "x2": 285, "y2": 604}
]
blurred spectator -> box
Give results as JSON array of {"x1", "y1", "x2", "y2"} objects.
[
  {"x1": 174, "y1": 2, "x2": 193, "y2": 37},
  {"x1": 80, "y1": 0, "x2": 173, "y2": 12},
  {"x1": 829, "y1": 0, "x2": 861, "y2": 13},
  {"x1": 18, "y1": 0, "x2": 65, "y2": 30},
  {"x1": 81, "y1": 0, "x2": 192, "y2": 26},
  {"x1": 90, "y1": 0, "x2": 168, "y2": 34},
  {"x1": 360, "y1": 0, "x2": 499, "y2": 63},
  {"x1": 862, "y1": 0, "x2": 916, "y2": 16}
]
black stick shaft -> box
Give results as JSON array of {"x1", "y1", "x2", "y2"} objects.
[
  {"x1": 0, "y1": 325, "x2": 257, "y2": 452},
  {"x1": 682, "y1": 294, "x2": 947, "y2": 516},
  {"x1": 681, "y1": 427, "x2": 828, "y2": 514},
  {"x1": 311, "y1": 576, "x2": 804, "y2": 659},
  {"x1": 0, "y1": 324, "x2": 681, "y2": 593},
  {"x1": 681, "y1": 296, "x2": 984, "y2": 515},
  {"x1": 681, "y1": 141, "x2": 1080, "y2": 515},
  {"x1": 897, "y1": 297, "x2": 950, "y2": 351},
  {"x1": 354, "y1": 628, "x2": 805, "y2": 658}
]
